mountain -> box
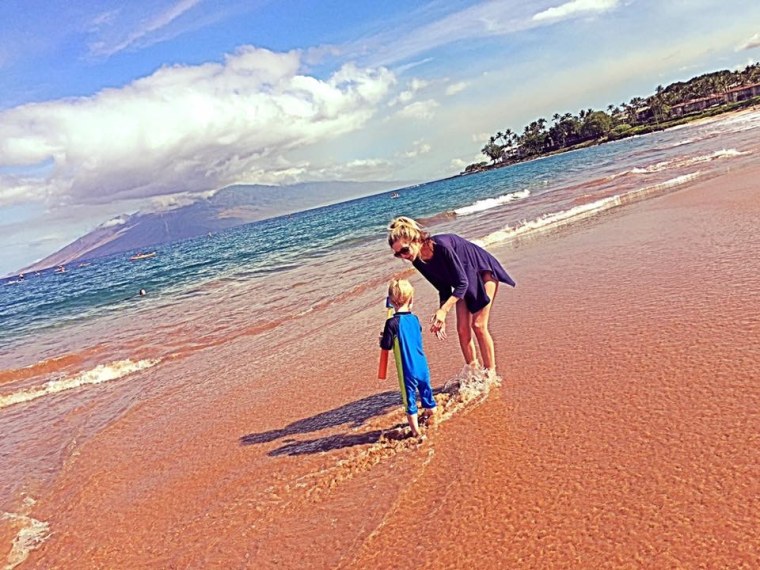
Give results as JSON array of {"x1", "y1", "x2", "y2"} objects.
[{"x1": 17, "y1": 180, "x2": 407, "y2": 274}]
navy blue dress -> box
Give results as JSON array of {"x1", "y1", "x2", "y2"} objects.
[{"x1": 412, "y1": 234, "x2": 515, "y2": 313}]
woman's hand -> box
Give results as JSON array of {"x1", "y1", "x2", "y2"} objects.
[{"x1": 430, "y1": 308, "x2": 448, "y2": 340}]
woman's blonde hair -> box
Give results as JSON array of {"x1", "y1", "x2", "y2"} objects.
[
  {"x1": 388, "y1": 278, "x2": 414, "y2": 307},
  {"x1": 387, "y1": 216, "x2": 430, "y2": 246}
]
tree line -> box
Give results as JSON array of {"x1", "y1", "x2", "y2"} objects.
[{"x1": 466, "y1": 62, "x2": 760, "y2": 173}]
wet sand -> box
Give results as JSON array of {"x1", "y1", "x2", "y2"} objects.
[
  {"x1": 347, "y1": 162, "x2": 760, "y2": 569},
  {"x1": 13, "y1": 161, "x2": 760, "y2": 568}
]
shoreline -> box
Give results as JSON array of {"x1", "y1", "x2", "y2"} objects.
[
  {"x1": 6, "y1": 158, "x2": 760, "y2": 568},
  {"x1": 462, "y1": 104, "x2": 760, "y2": 176},
  {"x1": 346, "y1": 159, "x2": 760, "y2": 568}
]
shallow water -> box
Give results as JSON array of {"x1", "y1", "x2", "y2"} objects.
[
  {"x1": 1, "y1": 111, "x2": 760, "y2": 568},
  {"x1": 343, "y1": 164, "x2": 760, "y2": 569}
]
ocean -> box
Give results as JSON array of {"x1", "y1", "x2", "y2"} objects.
[{"x1": 1, "y1": 109, "x2": 759, "y2": 567}]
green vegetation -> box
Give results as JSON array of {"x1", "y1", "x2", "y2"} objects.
[{"x1": 465, "y1": 62, "x2": 760, "y2": 174}]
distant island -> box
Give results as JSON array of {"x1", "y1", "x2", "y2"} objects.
[
  {"x1": 12, "y1": 180, "x2": 408, "y2": 276},
  {"x1": 464, "y1": 62, "x2": 760, "y2": 174}
]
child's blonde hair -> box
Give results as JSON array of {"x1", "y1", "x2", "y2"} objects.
[
  {"x1": 387, "y1": 216, "x2": 430, "y2": 246},
  {"x1": 388, "y1": 278, "x2": 414, "y2": 308}
]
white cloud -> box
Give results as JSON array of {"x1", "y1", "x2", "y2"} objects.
[
  {"x1": 0, "y1": 175, "x2": 50, "y2": 208},
  {"x1": 737, "y1": 32, "x2": 760, "y2": 51},
  {"x1": 390, "y1": 78, "x2": 429, "y2": 106},
  {"x1": 88, "y1": 9, "x2": 120, "y2": 31},
  {"x1": 309, "y1": 158, "x2": 394, "y2": 181},
  {"x1": 450, "y1": 151, "x2": 486, "y2": 171},
  {"x1": 445, "y1": 81, "x2": 468, "y2": 96},
  {"x1": 357, "y1": 1, "x2": 545, "y2": 67},
  {"x1": 533, "y1": 0, "x2": 619, "y2": 23},
  {"x1": 396, "y1": 99, "x2": 439, "y2": 120},
  {"x1": 472, "y1": 132, "x2": 492, "y2": 143},
  {"x1": 394, "y1": 57, "x2": 435, "y2": 74},
  {"x1": 352, "y1": 0, "x2": 624, "y2": 68},
  {"x1": 99, "y1": 215, "x2": 128, "y2": 228},
  {"x1": 88, "y1": 0, "x2": 202, "y2": 57},
  {"x1": 149, "y1": 191, "x2": 206, "y2": 211},
  {"x1": 402, "y1": 139, "x2": 432, "y2": 158},
  {"x1": 449, "y1": 158, "x2": 469, "y2": 170},
  {"x1": 0, "y1": 46, "x2": 396, "y2": 210}
]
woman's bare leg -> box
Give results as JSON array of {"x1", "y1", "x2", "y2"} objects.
[
  {"x1": 455, "y1": 299, "x2": 479, "y2": 366},
  {"x1": 472, "y1": 274, "x2": 499, "y2": 371}
]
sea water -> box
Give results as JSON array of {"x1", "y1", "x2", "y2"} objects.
[{"x1": 0, "y1": 110, "x2": 758, "y2": 523}]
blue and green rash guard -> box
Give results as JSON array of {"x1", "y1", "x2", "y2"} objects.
[{"x1": 380, "y1": 311, "x2": 436, "y2": 415}]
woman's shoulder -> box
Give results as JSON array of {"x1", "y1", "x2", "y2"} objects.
[
  {"x1": 434, "y1": 233, "x2": 496, "y2": 261},
  {"x1": 433, "y1": 233, "x2": 473, "y2": 250},
  {"x1": 431, "y1": 233, "x2": 460, "y2": 247}
]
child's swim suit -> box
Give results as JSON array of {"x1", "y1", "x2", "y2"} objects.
[{"x1": 380, "y1": 311, "x2": 435, "y2": 415}]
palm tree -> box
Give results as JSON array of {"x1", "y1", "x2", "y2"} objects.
[
  {"x1": 465, "y1": 62, "x2": 760, "y2": 173},
  {"x1": 481, "y1": 142, "x2": 502, "y2": 164},
  {"x1": 501, "y1": 129, "x2": 514, "y2": 154}
]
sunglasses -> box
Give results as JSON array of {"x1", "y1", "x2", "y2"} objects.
[{"x1": 393, "y1": 246, "x2": 412, "y2": 258}]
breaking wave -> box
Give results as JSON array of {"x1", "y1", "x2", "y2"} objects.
[
  {"x1": 609, "y1": 148, "x2": 747, "y2": 179},
  {"x1": 0, "y1": 358, "x2": 160, "y2": 410},
  {"x1": 454, "y1": 189, "x2": 531, "y2": 216},
  {"x1": 476, "y1": 172, "x2": 704, "y2": 248}
]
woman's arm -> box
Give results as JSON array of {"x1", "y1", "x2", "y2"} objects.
[{"x1": 436, "y1": 295, "x2": 458, "y2": 320}]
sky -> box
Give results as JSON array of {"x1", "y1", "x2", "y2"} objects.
[{"x1": 0, "y1": 0, "x2": 758, "y2": 275}]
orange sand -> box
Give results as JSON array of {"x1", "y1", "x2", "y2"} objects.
[{"x1": 16, "y1": 162, "x2": 760, "y2": 569}]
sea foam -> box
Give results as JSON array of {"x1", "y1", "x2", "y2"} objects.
[
  {"x1": 476, "y1": 171, "x2": 704, "y2": 248},
  {"x1": 1, "y1": 499, "x2": 50, "y2": 570},
  {"x1": 631, "y1": 147, "x2": 747, "y2": 174},
  {"x1": 0, "y1": 358, "x2": 160, "y2": 410},
  {"x1": 261, "y1": 366, "x2": 503, "y2": 506},
  {"x1": 454, "y1": 189, "x2": 531, "y2": 216}
]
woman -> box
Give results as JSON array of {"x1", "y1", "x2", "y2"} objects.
[{"x1": 387, "y1": 216, "x2": 515, "y2": 373}]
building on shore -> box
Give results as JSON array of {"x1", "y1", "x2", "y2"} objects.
[{"x1": 670, "y1": 82, "x2": 760, "y2": 117}]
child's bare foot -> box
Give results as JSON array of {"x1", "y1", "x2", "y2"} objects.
[
  {"x1": 406, "y1": 412, "x2": 421, "y2": 436},
  {"x1": 407, "y1": 430, "x2": 427, "y2": 442}
]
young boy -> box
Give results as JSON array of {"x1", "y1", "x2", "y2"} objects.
[{"x1": 380, "y1": 278, "x2": 436, "y2": 437}]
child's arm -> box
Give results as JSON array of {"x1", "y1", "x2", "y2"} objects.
[
  {"x1": 378, "y1": 318, "x2": 395, "y2": 380},
  {"x1": 380, "y1": 319, "x2": 395, "y2": 350}
]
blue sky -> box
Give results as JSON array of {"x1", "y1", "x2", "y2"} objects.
[{"x1": 0, "y1": 0, "x2": 758, "y2": 274}]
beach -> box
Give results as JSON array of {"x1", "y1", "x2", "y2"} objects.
[{"x1": 4, "y1": 146, "x2": 757, "y2": 568}]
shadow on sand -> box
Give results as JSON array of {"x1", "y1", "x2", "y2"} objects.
[
  {"x1": 239, "y1": 390, "x2": 404, "y2": 454},
  {"x1": 267, "y1": 429, "x2": 394, "y2": 456}
]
